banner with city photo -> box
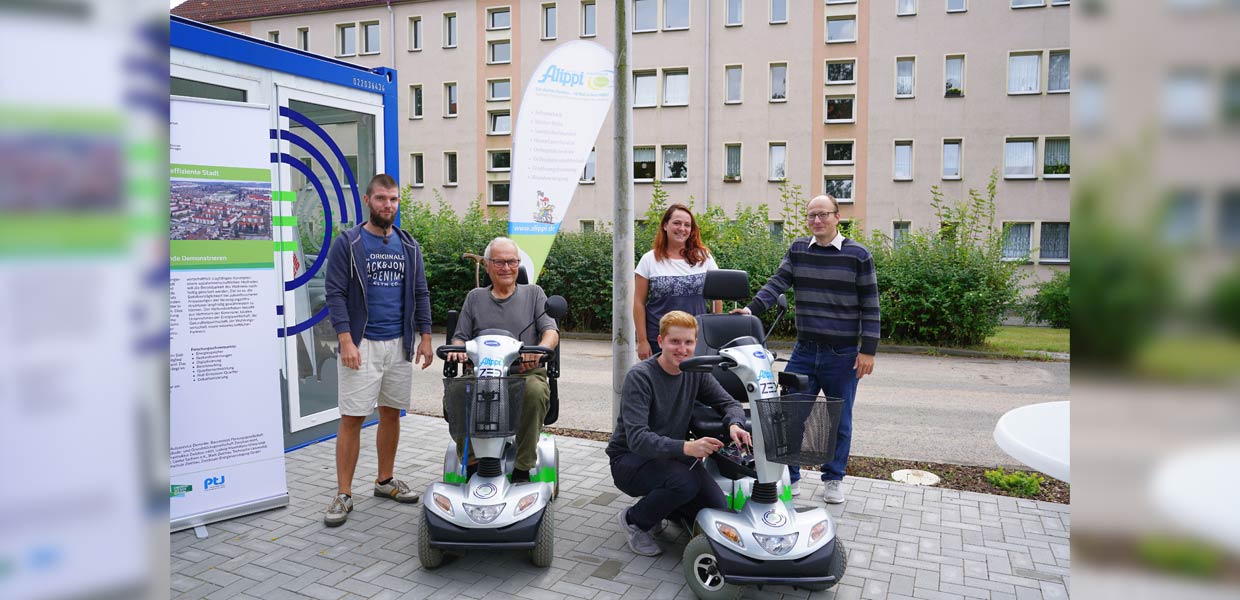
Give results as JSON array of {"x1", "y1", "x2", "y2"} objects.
[
  {"x1": 169, "y1": 98, "x2": 288, "y2": 530},
  {"x1": 508, "y1": 41, "x2": 614, "y2": 282}
]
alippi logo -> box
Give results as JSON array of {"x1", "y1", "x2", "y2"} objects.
[{"x1": 537, "y1": 64, "x2": 612, "y2": 91}]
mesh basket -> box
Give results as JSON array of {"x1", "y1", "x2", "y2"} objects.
[
  {"x1": 751, "y1": 395, "x2": 844, "y2": 466},
  {"x1": 442, "y1": 377, "x2": 526, "y2": 439}
]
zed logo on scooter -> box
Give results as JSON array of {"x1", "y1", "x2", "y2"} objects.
[
  {"x1": 762, "y1": 510, "x2": 787, "y2": 528},
  {"x1": 474, "y1": 483, "x2": 498, "y2": 499}
]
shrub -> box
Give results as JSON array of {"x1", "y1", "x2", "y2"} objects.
[
  {"x1": 540, "y1": 229, "x2": 616, "y2": 331},
  {"x1": 1023, "y1": 271, "x2": 1070, "y2": 328},
  {"x1": 1209, "y1": 264, "x2": 1240, "y2": 337},
  {"x1": 984, "y1": 468, "x2": 1044, "y2": 497}
]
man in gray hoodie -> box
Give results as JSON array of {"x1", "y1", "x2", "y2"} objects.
[{"x1": 607, "y1": 310, "x2": 752, "y2": 556}]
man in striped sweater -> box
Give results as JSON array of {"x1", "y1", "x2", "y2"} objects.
[{"x1": 732, "y1": 194, "x2": 880, "y2": 504}]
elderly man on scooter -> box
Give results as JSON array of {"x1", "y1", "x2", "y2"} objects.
[
  {"x1": 446, "y1": 237, "x2": 559, "y2": 483},
  {"x1": 608, "y1": 310, "x2": 753, "y2": 557}
]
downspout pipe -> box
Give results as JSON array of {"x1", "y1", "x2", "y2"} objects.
[{"x1": 702, "y1": 0, "x2": 710, "y2": 209}]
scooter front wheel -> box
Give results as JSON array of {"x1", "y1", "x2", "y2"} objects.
[
  {"x1": 530, "y1": 504, "x2": 555, "y2": 567},
  {"x1": 418, "y1": 506, "x2": 445, "y2": 569},
  {"x1": 683, "y1": 535, "x2": 742, "y2": 600},
  {"x1": 799, "y1": 537, "x2": 848, "y2": 591}
]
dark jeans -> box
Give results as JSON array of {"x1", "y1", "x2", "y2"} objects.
[
  {"x1": 610, "y1": 452, "x2": 727, "y2": 531},
  {"x1": 785, "y1": 340, "x2": 860, "y2": 483}
]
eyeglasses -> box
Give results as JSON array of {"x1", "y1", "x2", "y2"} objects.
[
  {"x1": 806, "y1": 211, "x2": 837, "y2": 222},
  {"x1": 489, "y1": 258, "x2": 520, "y2": 268}
]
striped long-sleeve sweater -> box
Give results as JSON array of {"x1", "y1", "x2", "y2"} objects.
[{"x1": 746, "y1": 236, "x2": 881, "y2": 355}]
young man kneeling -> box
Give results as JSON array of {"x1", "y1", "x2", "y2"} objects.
[{"x1": 606, "y1": 310, "x2": 752, "y2": 556}]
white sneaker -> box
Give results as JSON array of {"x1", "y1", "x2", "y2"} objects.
[
  {"x1": 822, "y1": 480, "x2": 845, "y2": 504},
  {"x1": 788, "y1": 481, "x2": 801, "y2": 497}
]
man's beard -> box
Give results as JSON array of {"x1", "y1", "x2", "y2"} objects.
[{"x1": 369, "y1": 210, "x2": 393, "y2": 230}]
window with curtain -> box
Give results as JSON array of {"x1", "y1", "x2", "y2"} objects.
[
  {"x1": 634, "y1": 71, "x2": 657, "y2": 106},
  {"x1": 1043, "y1": 138, "x2": 1070, "y2": 176},
  {"x1": 893, "y1": 221, "x2": 911, "y2": 247},
  {"x1": 488, "y1": 111, "x2": 511, "y2": 134},
  {"x1": 635, "y1": 0, "x2": 657, "y2": 31},
  {"x1": 663, "y1": 70, "x2": 689, "y2": 105},
  {"x1": 581, "y1": 148, "x2": 596, "y2": 182},
  {"x1": 582, "y1": 1, "x2": 597, "y2": 36},
  {"x1": 727, "y1": 0, "x2": 743, "y2": 25},
  {"x1": 725, "y1": 144, "x2": 742, "y2": 179},
  {"x1": 1008, "y1": 53, "x2": 1041, "y2": 94},
  {"x1": 1002, "y1": 224, "x2": 1032, "y2": 260},
  {"x1": 768, "y1": 143, "x2": 786, "y2": 180},
  {"x1": 825, "y1": 141, "x2": 853, "y2": 164},
  {"x1": 827, "y1": 17, "x2": 856, "y2": 42},
  {"x1": 770, "y1": 64, "x2": 787, "y2": 101},
  {"x1": 726, "y1": 66, "x2": 743, "y2": 103},
  {"x1": 770, "y1": 0, "x2": 788, "y2": 23},
  {"x1": 633, "y1": 147, "x2": 656, "y2": 180},
  {"x1": 1004, "y1": 139, "x2": 1035, "y2": 177},
  {"x1": 665, "y1": 0, "x2": 689, "y2": 29},
  {"x1": 945, "y1": 56, "x2": 964, "y2": 95},
  {"x1": 827, "y1": 60, "x2": 855, "y2": 84},
  {"x1": 824, "y1": 177, "x2": 853, "y2": 201},
  {"x1": 663, "y1": 146, "x2": 688, "y2": 180},
  {"x1": 1039, "y1": 223, "x2": 1069, "y2": 261},
  {"x1": 896, "y1": 57, "x2": 915, "y2": 97},
  {"x1": 543, "y1": 4, "x2": 557, "y2": 38},
  {"x1": 943, "y1": 140, "x2": 961, "y2": 178},
  {"x1": 898, "y1": 0, "x2": 917, "y2": 15},
  {"x1": 1048, "y1": 50, "x2": 1070, "y2": 92},
  {"x1": 894, "y1": 141, "x2": 913, "y2": 180}
]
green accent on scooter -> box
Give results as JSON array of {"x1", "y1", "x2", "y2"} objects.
[
  {"x1": 727, "y1": 487, "x2": 748, "y2": 510},
  {"x1": 779, "y1": 483, "x2": 793, "y2": 503},
  {"x1": 444, "y1": 471, "x2": 468, "y2": 484},
  {"x1": 529, "y1": 467, "x2": 557, "y2": 483}
]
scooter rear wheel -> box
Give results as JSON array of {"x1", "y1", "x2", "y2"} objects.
[
  {"x1": 683, "y1": 535, "x2": 742, "y2": 600},
  {"x1": 418, "y1": 506, "x2": 445, "y2": 569}
]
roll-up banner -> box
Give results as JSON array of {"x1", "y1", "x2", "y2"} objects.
[
  {"x1": 508, "y1": 41, "x2": 615, "y2": 282},
  {"x1": 169, "y1": 98, "x2": 288, "y2": 531}
]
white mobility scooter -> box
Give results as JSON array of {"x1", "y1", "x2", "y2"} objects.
[
  {"x1": 418, "y1": 271, "x2": 569, "y2": 569},
  {"x1": 678, "y1": 269, "x2": 848, "y2": 598}
]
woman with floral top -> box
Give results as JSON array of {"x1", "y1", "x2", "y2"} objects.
[{"x1": 634, "y1": 204, "x2": 722, "y2": 359}]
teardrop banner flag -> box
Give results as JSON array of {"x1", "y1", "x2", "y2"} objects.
[{"x1": 508, "y1": 41, "x2": 614, "y2": 282}]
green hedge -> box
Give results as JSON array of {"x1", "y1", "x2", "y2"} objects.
[{"x1": 1023, "y1": 270, "x2": 1070, "y2": 328}]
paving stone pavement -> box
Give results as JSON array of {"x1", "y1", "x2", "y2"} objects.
[{"x1": 171, "y1": 415, "x2": 1071, "y2": 600}]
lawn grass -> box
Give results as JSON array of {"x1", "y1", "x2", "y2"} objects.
[
  {"x1": 981, "y1": 325, "x2": 1070, "y2": 355},
  {"x1": 1134, "y1": 335, "x2": 1240, "y2": 383}
]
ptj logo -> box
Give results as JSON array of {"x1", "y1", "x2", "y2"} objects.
[{"x1": 204, "y1": 475, "x2": 226, "y2": 491}]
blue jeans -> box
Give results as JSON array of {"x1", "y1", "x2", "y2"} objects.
[{"x1": 785, "y1": 340, "x2": 859, "y2": 483}]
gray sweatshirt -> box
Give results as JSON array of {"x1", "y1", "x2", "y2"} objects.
[{"x1": 606, "y1": 356, "x2": 746, "y2": 461}]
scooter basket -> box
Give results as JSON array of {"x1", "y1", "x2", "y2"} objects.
[
  {"x1": 751, "y1": 395, "x2": 844, "y2": 466},
  {"x1": 442, "y1": 377, "x2": 526, "y2": 439}
]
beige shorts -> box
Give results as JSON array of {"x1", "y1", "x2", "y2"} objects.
[{"x1": 338, "y1": 338, "x2": 412, "y2": 417}]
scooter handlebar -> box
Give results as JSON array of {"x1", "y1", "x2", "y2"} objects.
[
  {"x1": 436, "y1": 344, "x2": 467, "y2": 359},
  {"x1": 680, "y1": 355, "x2": 736, "y2": 372},
  {"x1": 520, "y1": 345, "x2": 555, "y2": 356}
]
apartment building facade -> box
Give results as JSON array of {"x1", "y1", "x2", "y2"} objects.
[{"x1": 173, "y1": 0, "x2": 1069, "y2": 273}]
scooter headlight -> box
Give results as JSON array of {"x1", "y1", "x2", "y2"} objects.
[
  {"x1": 515, "y1": 492, "x2": 540, "y2": 516},
  {"x1": 714, "y1": 522, "x2": 744, "y2": 548},
  {"x1": 810, "y1": 520, "x2": 830, "y2": 544},
  {"x1": 432, "y1": 493, "x2": 453, "y2": 515},
  {"x1": 753, "y1": 532, "x2": 799, "y2": 555},
  {"x1": 463, "y1": 502, "x2": 506, "y2": 524}
]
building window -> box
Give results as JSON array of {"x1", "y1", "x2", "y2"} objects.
[
  {"x1": 725, "y1": 143, "x2": 742, "y2": 180},
  {"x1": 898, "y1": 0, "x2": 917, "y2": 16},
  {"x1": 1004, "y1": 139, "x2": 1036, "y2": 178},
  {"x1": 443, "y1": 13, "x2": 457, "y2": 48},
  {"x1": 727, "y1": 0, "x2": 743, "y2": 25},
  {"x1": 1165, "y1": 190, "x2": 1203, "y2": 245},
  {"x1": 893, "y1": 221, "x2": 911, "y2": 247},
  {"x1": 410, "y1": 153, "x2": 424, "y2": 186},
  {"x1": 894, "y1": 141, "x2": 913, "y2": 181},
  {"x1": 488, "y1": 111, "x2": 512, "y2": 135},
  {"x1": 664, "y1": 0, "x2": 689, "y2": 29},
  {"x1": 662, "y1": 146, "x2": 688, "y2": 181},
  {"x1": 824, "y1": 176, "x2": 854, "y2": 202},
  {"x1": 1224, "y1": 69, "x2": 1240, "y2": 125},
  {"x1": 489, "y1": 149, "x2": 512, "y2": 172},
  {"x1": 770, "y1": 63, "x2": 787, "y2": 101},
  {"x1": 1012, "y1": 0, "x2": 1045, "y2": 7},
  {"x1": 488, "y1": 79, "x2": 512, "y2": 101},
  {"x1": 489, "y1": 40, "x2": 512, "y2": 64},
  {"x1": 1048, "y1": 50, "x2": 1070, "y2": 93},
  {"x1": 408, "y1": 17, "x2": 421, "y2": 50},
  {"x1": 634, "y1": 71, "x2": 657, "y2": 107},
  {"x1": 337, "y1": 24, "x2": 356, "y2": 56},
  {"x1": 896, "y1": 57, "x2": 915, "y2": 98},
  {"x1": 1008, "y1": 52, "x2": 1041, "y2": 94},
  {"x1": 1043, "y1": 137, "x2": 1070, "y2": 178},
  {"x1": 362, "y1": 21, "x2": 380, "y2": 54},
  {"x1": 633, "y1": 146, "x2": 657, "y2": 181},
  {"x1": 725, "y1": 65, "x2": 743, "y2": 104},
  {"x1": 410, "y1": 84, "x2": 423, "y2": 119},
  {"x1": 581, "y1": 147, "x2": 596, "y2": 182},
  {"x1": 297, "y1": 27, "x2": 309, "y2": 50},
  {"x1": 825, "y1": 95, "x2": 855, "y2": 122},
  {"x1": 825, "y1": 141, "x2": 854, "y2": 165},
  {"x1": 1039, "y1": 223, "x2": 1069, "y2": 262},
  {"x1": 942, "y1": 139, "x2": 961, "y2": 179},
  {"x1": 1220, "y1": 190, "x2": 1240, "y2": 249},
  {"x1": 826, "y1": 17, "x2": 856, "y2": 43},
  {"x1": 268, "y1": 30, "x2": 280, "y2": 44},
  {"x1": 488, "y1": 7, "x2": 511, "y2": 30},
  {"x1": 826, "y1": 60, "x2": 855, "y2": 85},
  {"x1": 543, "y1": 4, "x2": 558, "y2": 38},
  {"x1": 948, "y1": 0, "x2": 967, "y2": 12},
  {"x1": 1002, "y1": 223, "x2": 1033, "y2": 261},
  {"x1": 444, "y1": 152, "x2": 458, "y2": 185},
  {"x1": 444, "y1": 82, "x2": 458, "y2": 117},
  {"x1": 490, "y1": 182, "x2": 511, "y2": 205},
  {"x1": 663, "y1": 70, "x2": 689, "y2": 106},
  {"x1": 770, "y1": 221, "x2": 784, "y2": 240},
  {"x1": 945, "y1": 55, "x2": 965, "y2": 96},
  {"x1": 581, "y1": 219, "x2": 596, "y2": 233},
  {"x1": 768, "y1": 143, "x2": 787, "y2": 180},
  {"x1": 582, "y1": 1, "x2": 597, "y2": 36},
  {"x1": 1165, "y1": 70, "x2": 1211, "y2": 130},
  {"x1": 634, "y1": 0, "x2": 657, "y2": 31},
  {"x1": 770, "y1": 0, "x2": 788, "y2": 24}
]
